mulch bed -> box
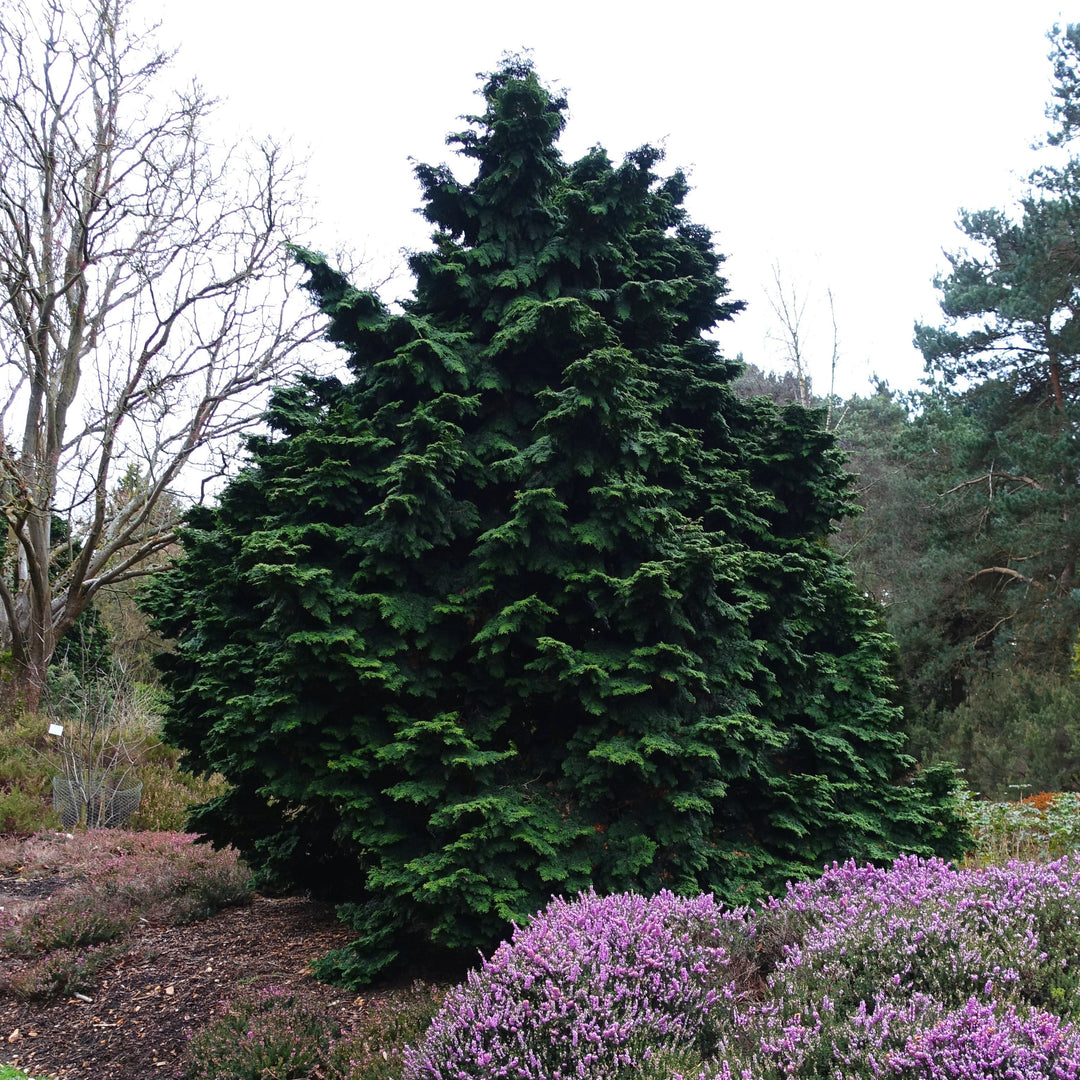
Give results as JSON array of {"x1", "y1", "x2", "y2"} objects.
[{"x1": 0, "y1": 884, "x2": 381, "y2": 1080}]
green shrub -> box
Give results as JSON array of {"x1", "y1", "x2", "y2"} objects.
[
  {"x1": 328, "y1": 981, "x2": 446, "y2": 1080},
  {"x1": 180, "y1": 988, "x2": 335, "y2": 1080},
  {"x1": 0, "y1": 788, "x2": 53, "y2": 836},
  {"x1": 128, "y1": 743, "x2": 229, "y2": 832},
  {"x1": 146, "y1": 57, "x2": 967, "y2": 986},
  {"x1": 911, "y1": 669, "x2": 1080, "y2": 800},
  {"x1": 957, "y1": 788, "x2": 1080, "y2": 865},
  {"x1": 0, "y1": 712, "x2": 58, "y2": 835}
]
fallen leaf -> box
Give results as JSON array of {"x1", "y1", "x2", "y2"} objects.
[{"x1": 7, "y1": 1029, "x2": 19, "y2": 1043}]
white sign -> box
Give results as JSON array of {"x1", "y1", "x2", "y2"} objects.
[{"x1": 47, "y1": 723, "x2": 63, "y2": 737}]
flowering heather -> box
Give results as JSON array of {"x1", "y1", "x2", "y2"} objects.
[
  {"x1": 868, "y1": 997, "x2": 1080, "y2": 1080},
  {"x1": 2, "y1": 943, "x2": 119, "y2": 1001},
  {"x1": 407, "y1": 856, "x2": 1080, "y2": 1080},
  {"x1": 2, "y1": 888, "x2": 131, "y2": 955},
  {"x1": 405, "y1": 890, "x2": 743, "y2": 1080},
  {"x1": 84, "y1": 829, "x2": 252, "y2": 923},
  {"x1": 711, "y1": 994, "x2": 1080, "y2": 1080},
  {"x1": 754, "y1": 854, "x2": 1080, "y2": 1017},
  {"x1": 178, "y1": 979, "x2": 446, "y2": 1080}
]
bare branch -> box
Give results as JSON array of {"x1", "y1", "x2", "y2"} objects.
[
  {"x1": 967, "y1": 566, "x2": 1046, "y2": 589},
  {"x1": 766, "y1": 262, "x2": 812, "y2": 408},
  {"x1": 941, "y1": 473, "x2": 1045, "y2": 497},
  {"x1": 0, "y1": 0, "x2": 333, "y2": 705}
]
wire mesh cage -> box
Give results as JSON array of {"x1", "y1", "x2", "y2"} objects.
[{"x1": 52, "y1": 773, "x2": 143, "y2": 828}]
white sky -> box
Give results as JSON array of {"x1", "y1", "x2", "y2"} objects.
[{"x1": 149, "y1": 0, "x2": 1068, "y2": 399}]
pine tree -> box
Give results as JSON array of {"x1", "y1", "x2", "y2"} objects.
[
  {"x1": 144, "y1": 59, "x2": 965, "y2": 985},
  {"x1": 903, "y1": 24, "x2": 1080, "y2": 793}
]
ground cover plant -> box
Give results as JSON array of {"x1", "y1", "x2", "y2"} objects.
[
  {"x1": 958, "y1": 788, "x2": 1080, "y2": 863},
  {"x1": 179, "y1": 981, "x2": 447, "y2": 1080},
  {"x1": 0, "y1": 830, "x2": 251, "y2": 1001},
  {"x1": 405, "y1": 854, "x2": 1080, "y2": 1079}
]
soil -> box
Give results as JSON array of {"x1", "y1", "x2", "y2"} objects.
[{"x1": 0, "y1": 876, "x2": 390, "y2": 1080}]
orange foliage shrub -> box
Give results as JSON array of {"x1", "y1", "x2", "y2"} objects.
[{"x1": 1020, "y1": 791, "x2": 1058, "y2": 813}]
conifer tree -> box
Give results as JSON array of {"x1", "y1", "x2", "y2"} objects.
[
  {"x1": 904, "y1": 25, "x2": 1080, "y2": 791},
  {"x1": 144, "y1": 59, "x2": 965, "y2": 984}
]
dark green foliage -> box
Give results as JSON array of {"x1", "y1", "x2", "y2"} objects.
[
  {"x1": 914, "y1": 24, "x2": 1080, "y2": 412},
  {"x1": 1047, "y1": 23, "x2": 1080, "y2": 147},
  {"x1": 913, "y1": 197, "x2": 1080, "y2": 409},
  {"x1": 890, "y1": 25, "x2": 1080, "y2": 792},
  {"x1": 52, "y1": 606, "x2": 111, "y2": 678},
  {"x1": 144, "y1": 60, "x2": 963, "y2": 983},
  {"x1": 912, "y1": 669, "x2": 1080, "y2": 799},
  {"x1": 833, "y1": 380, "x2": 1080, "y2": 796}
]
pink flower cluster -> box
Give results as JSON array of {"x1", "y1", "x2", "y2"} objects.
[
  {"x1": 405, "y1": 889, "x2": 741, "y2": 1079},
  {"x1": 406, "y1": 856, "x2": 1080, "y2": 1080}
]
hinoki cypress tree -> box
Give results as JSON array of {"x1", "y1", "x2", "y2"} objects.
[{"x1": 144, "y1": 59, "x2": 965, "y2": 984}]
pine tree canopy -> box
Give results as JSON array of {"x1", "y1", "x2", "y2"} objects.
[{"x1": 143, "y1": 58, "x2": 965, "y2": 985}]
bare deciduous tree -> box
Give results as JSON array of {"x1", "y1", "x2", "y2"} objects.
[
  {"x1": 0, "y1": 0, "x2": 326, "y2": 709},
  {"x1": 766, "y1": 262, "x2": 813, "y2": 409},
  {"x1": 765, "y1": 263, "x2": 846, "y2": 428}
]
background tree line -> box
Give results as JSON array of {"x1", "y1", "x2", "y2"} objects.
[{"x1": 735, "y1": 24, "x2": 1080, "y2": 800}]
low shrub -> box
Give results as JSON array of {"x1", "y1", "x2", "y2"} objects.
[
  {"x1": 0, "y1": 787, "x2": 54, "y2": 837},
  {"x1": 751, "y1": 853, "x2": 1080, "y2": 1017},
  {"x1": 2, "y1": 889, "x2": 132, "y2": 956},
  {"x1": 405, "y1": 890, "x2": 744, "y2": 1080},
  {"x1": 327, "y1": 981, "x2": 446, "y2": 1080},
  {"x1": 128, "y1": 742, "x2": 230, "y2": 833},
  {"x1": 0, "y1": 830, "x2": 252, "y2": 1001},
  {"x1": 708, "y1": 855, "x2": 1080, "y2": 1078},
  {"x1": 0, "y1": 829, "x2": 251, "y2": 925},
  {"x1": 85, "y1": 831, "x2": 252, "y2": 923},
  {"x1": 0, "y1": 943, "x2": 120, "y2": 1001},
  {"x1": 406, "y1": 856, "x2": 1080, "y2": 1080},
  {"x1": 0, "y1": 713, "x2": 59, "y2": 836},
  {"x1": 957, "y1": 788, "x2": 1080, "y2": 864},
  {"x1": 178, "y1": 980, "x2": 446, "y2": 1080},
  {"x1": 712, "y1": 994, "x2": 1080, "y2": 1080},
  {"x1": 180, "y1": 987, "x2": 334, "y2": 1080}
]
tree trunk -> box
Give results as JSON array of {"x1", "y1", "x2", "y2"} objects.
[{"x1": 0, "y1": 653, "x2": 47, "y2": 719}]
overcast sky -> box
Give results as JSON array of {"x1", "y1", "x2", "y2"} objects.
[{"x1": 149, "y1": 0, "x2": 1068, "y2": 398}]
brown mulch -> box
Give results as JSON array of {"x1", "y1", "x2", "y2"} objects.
[{"x1": 0, "y1": 883, "x2": 386, "y2": 1080}]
